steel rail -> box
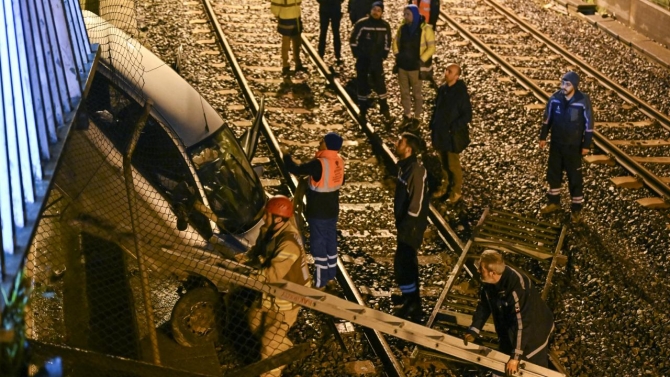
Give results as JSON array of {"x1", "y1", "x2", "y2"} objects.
[
  {"x1": 438, "y1": 9, "x2": 670, "y2": 201},
  {"x1": 299, "y1": 36, "x2": 465, "y2": 255},
  {"x1": 297, "y1": 37, "x2": 407, "y2": 377},
  {"x1": 484, "y1": 0, "x2": 670, "y2": 131},
  {"x1": 201, "y1": 0, "x2": 293, "y2": 193},
  {"x1": 200, "y1": 2, "x2": 406, "y2": 375}
]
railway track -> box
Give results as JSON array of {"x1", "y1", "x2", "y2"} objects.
[
  {"x1": 436, "y1": 0, "x2": 670, "y2": 207},
  {"x1": 146, "y1": 0, "x2": 573, "y2": 375},
  {"x1": 191, "y1": 0, "x2": 408, "y2": 374},
  {"x1": 135, "y1": 0, "x2": 670, "y2": 374}
]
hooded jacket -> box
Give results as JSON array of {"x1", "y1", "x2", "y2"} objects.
[
  {"x1": 540, "y1": 89, "x2": 594, "y2": 149},
  {"x1": 469, "y1": 266, "x2": 554, "y2": 362},
  {"x1": 394, "y1": 155, "x2": 430, "y2": 250},
  {"x1": 411, "y1": 0, "x2": 439, "y2": 27},
  {"x1": 429, "y1": 79, "x2": 472, "y2": 153},
  {"x1": 392, "y1": 20, "x2": 435, "y2": 71}
]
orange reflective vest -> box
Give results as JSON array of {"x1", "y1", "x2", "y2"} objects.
[
  {"x1": 414, "y1": 0, "x2": 431, "y2": 25},
  {"x1": 308, "y1": 150, "x2": 344, "y2": 193}
]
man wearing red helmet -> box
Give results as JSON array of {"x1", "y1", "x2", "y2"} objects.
[{"x1": 247, "y1": 195, "x2": 311, "y2": 377}]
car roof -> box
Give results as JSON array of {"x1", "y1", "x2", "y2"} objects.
[{"x1": 83, "y1": 11, "x2": 224, "y2": 148}]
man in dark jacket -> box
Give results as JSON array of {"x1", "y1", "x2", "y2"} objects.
[
  {"x1": 283, "y1": 132, "x2": 344, "y2": 290},
  {"x1": 428, "y1": 63, "x2": 472, "y2": 203},
  {"x1": 539, "y1": 71, "x2": 593, "y2": 224},
  {"x1": 463, "y1": 250, "x2": 554, "y2": 375},
  {"x1": 318, "y1": 0, "x2": 344, "y2": 64},
  {"x1": 349, "y1": 1, "x2": 394, "y2": 127},
  {"x1": 393, "y1": 132, "x2": 430, "y2": 322}
]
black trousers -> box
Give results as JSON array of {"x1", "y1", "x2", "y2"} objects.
[
  {"x1": 394, "y1": 241, "x2": 419, "y2": 295},
  {"x1": 355, "y1": 57, "x2": 388, "y2": 113},
  {"x1": 318, "y1": 6, "x2": 342, "y2": 59},
  {"x1": 546, "y1": 143, "x2": 583, "y2": 212},
  {"x1": 499, "y1": 327, "x2": 550, "y2": 368}
]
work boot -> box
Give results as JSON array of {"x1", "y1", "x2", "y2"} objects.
[
  {"x1": 448, "y1": 192, "x2": 462, "y2": 204},
  {"x1": 281, "y1": 66, "x2": 291, "y2": 76},
  {"x1": 407, "y1": 118, "x2": 420, "y2": 132},
  {"x1": 400, "y1": 115, "x2": 412, "y2": 128},
  {"x1": 571, "y1": 211, "x2": 582, "y2": 224},
  {"x1": 432, "y1": 185, "x2": 447, "y2": 199},
  {"x1": 394, "y1": 293, "x2": 423, "y2": 323},
  {"x1": 540, "y1": 203, "x2": 561, "y2": 214},
  {"x1": 382, "y1": 112, "x2": 396, "y2": 127}
]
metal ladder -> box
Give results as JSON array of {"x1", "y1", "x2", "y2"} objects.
[
  {"x1": 159, "y1": 236, "x2": 565, "y2": 377},
  {"x1": 411, "y1": 208, "x2": 568, "y2": 375}
]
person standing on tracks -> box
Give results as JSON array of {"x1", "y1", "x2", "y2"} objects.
[
  {"x1": 246, "y1": 195, "x2": 311, "y2": 377},
  {"x1": 392, "y1": 132, "x2": 430, "y2": 322},
  {"x1": 463, "y1": 249, "x2": 554, "y2": 375},
  {"x1": 409, "y1": 0, "x2": 439, "y2": 31},
  {"x1": 392, "y1": 4, "x2": 436, "y2": 131},
  {"x1": 539, "y1": 71, "x2": 594, "y2": 224},
  {"x1": 318, "y1": 0, "x2": 344, "y2": 65},
  {"x1": 283, "y1": 132, "x2": 345, "y2": 290},
  {"x1": 271, "y1": 0, "x2": 306, "y2": 76},
  {"x1": 349, "y1": 1, "x2": 395, "y2": 127},
  {"x1": 428, "y1": 63, "x2": 472, "y2": 203}
]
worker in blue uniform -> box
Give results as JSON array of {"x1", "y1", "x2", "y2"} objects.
[{"x1": 539, "y1": 71, "x2": 594, "y2": 224}]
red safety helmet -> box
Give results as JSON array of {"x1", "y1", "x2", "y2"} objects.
[{"x1": 265, "y1": 195, "x2": 294, "y2": 219}]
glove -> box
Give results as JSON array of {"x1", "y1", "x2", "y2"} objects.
[{"x1": 463, "y1": 329, "x2": 477, "y2": 346}]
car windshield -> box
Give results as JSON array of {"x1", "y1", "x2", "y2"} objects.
[{"x1": 188, "y1": 127, "x2": 265, "y2": 234}]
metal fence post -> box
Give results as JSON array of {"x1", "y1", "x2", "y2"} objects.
[{"x1": 122, "y1": 100, "x2": 161, "y2": 365}]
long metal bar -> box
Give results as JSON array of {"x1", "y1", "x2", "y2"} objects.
[
  {"x1": 336, "y1": 259, "x2": 406, "y2": 377},
  {"x1": 481, "y1": 221, "x2": 557, "y2": 243},
  {"x1": 159, "y1": 248, "x2": 565, "y2": 377},
  {"x1": 122, "y1": 100, "x2": 160, "y2": 365},
  {"x1": 541, "y1": 225, "x2": 567, "y2": 301},
  {"x1": 438, "y1": 9, "x2": 670, "y2": 201}
]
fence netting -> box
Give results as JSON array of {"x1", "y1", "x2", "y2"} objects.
[{"x1": 25, "y1": 1, "x2": 291, "y2": 375}]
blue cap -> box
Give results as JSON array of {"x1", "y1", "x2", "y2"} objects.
[{"x1": 324, "y1": 132, "x2": 343, "y2": 150}]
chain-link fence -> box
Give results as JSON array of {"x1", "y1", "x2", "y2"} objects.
[{"x1": 25, "y1": 2, "x2": 302, "y2": 375}]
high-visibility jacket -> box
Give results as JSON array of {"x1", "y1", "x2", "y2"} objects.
[
  {"x1": 271, "y1": 0, "x2": 302, "y2": 20},
  {"x1": 411, "y1": 0, "x2": 439, "y2": 27},
  {"x1": 257, "y1": 220, "x2": 311, "y2": 311},
  {"x1": 308, "y1": 150, "x2": 344, "y2": 192},
  {"x1": 392, "y1": 21, "x2": 435, "y2": 66}
]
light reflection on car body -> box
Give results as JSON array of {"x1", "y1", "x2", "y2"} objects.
[{"x1": 67, "y1": 11, "x2": 266, "y2": 262}]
